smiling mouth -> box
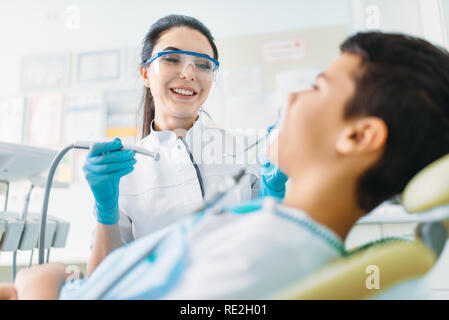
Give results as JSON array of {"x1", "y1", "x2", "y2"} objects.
[{"x1": 170, "y1": 87, "x2": 198, "y2": 97}]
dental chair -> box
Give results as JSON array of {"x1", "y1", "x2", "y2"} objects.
[{"x1": 272, "y1": 153, "x2": 449, "y2": 300}]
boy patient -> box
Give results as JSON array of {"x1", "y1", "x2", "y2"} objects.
[{"x1": 3, "y1": 31, "x2": 449, "y2": 299}]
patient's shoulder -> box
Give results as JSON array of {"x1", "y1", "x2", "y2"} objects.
[{"x1": 229, "y1": 199, "x2": 345, "y2": 255}]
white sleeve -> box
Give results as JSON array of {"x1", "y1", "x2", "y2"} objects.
[
  {"x1": 89, "y1": 205, "x2": 97, "y2": 251},
  {"x1": 118, "y1": 209, "x2": 134, "y2": 244},
  {"x1": 246, "y1": 163, "x2": 260, "y2": 199}
]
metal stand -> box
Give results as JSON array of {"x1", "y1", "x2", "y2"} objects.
[{"x1": 12, "y1": 183, "x2": 36, "y2": 281}]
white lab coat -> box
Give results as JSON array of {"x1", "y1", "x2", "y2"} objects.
[
  {"x1": 160, "y1": 199, "x2": 344, "y2": 299},
  {"x1": 63, "y1": 198, "x2": 344, "y2": 299},
  {"x1": 116, "y1": 114, "x2": 260, "y2": 243}
]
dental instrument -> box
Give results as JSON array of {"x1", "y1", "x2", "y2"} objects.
[
  {"x1": 86, "y1": 124, "x2": 279, "y2": 299},
  {"x1": 222, "y1": 131, "x2": 271, "y2": 159},
  {"x1": 38, "y1": 141, "x2": 160, "y2": 264},
  {"x1": 0, "y1": 142, "x2": 57, "y2": 279},
  {"x1": 39, "y1": 114, "x2": 281, "y2": 297},
  {"x1": 74, "y1": 141, "x2": 160, "y2": 160}
]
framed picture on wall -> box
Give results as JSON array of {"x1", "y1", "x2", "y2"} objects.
[
  {"x1": 21, "y1": 54, "x2": 71, "y2": 90},
  {"x1": 0, "y1": 97, "x2": 26, "y2": 144},
  {"x1": 103, "y1": 90, "x2": 140, "y2": 143},
  {"x1": 77, "y1": 50, "x2": 121, "y2": 82},
  {"x1": 25, "y1": 93, "x2": 63, "y2": 148}
]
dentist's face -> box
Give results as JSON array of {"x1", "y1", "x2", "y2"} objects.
[
  {"x1": 270, "y1": 53, "x2": 362, "y2": 178},
  {"x1": 142, "y1": 27, "x2": 215, "y2": 120}
]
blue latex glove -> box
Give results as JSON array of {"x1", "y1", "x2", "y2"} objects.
[
  {"x1": 83, "y1": 138, "x2": 136, "y2": 225},
  {"x1": 258, "y1": 154, "x2": 288, "y2": 199},
  {"x1": 258, "y1": 124, "x2": 288, "y2": 199}
]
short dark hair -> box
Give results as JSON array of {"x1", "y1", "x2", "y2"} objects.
[{"x1": 340, "y1": 32, "x2": 449, "y2": 212}]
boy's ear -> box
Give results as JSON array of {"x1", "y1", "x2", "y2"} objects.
[
  {"x1": 139, "y1": 66, "x2": 151, "y2": 88},
  {"x1": 336, "y1": 117, "x2": 388, "y2": 155}
]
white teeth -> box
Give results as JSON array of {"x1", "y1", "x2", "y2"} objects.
[{"x1": 172, "y1": 88, "x2": 195, "y2": 96}]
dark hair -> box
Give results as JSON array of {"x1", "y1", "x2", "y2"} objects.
[
  {"x1": 139, "y1": 14, "x2": 219, "y2": 138},
  {"x1": 340, "y1": 32, "x2": 449, "y2": 212}
]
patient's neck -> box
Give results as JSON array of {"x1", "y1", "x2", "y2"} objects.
[{"x1": 282, "y1": 169, "x2": 365, "y2": 242}]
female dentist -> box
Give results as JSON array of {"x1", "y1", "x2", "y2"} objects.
[{"x1": 84, "y1": 15, "x2": 285, "y2": 274}]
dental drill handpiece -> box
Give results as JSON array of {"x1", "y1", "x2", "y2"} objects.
[
  {"x1": 39, "y1": 140, "x2": 159, "y2": 265},
  {"x1": 74, "y1": 141, "x2": 160, "y2": 160}
]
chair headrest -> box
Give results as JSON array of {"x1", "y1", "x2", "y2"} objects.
[{"x1": 403, "y1": 153, "x2": 449, "y2": 212}]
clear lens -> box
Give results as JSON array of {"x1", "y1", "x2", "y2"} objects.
[{"x1": 152, "y1": 52, "x2": 217, "y2": 81}]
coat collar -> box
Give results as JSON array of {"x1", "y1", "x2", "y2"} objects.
[{"x1": 147, "y1": 112, "x2": 205, "y2": 148}]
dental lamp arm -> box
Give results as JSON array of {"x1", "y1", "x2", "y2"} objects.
[{"x1": 39, "y1": 144, "x2": 75, "y2": 264}]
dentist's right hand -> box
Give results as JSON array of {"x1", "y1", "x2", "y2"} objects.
[{"x1": 83, "y1": 138, "x2": 136, "y2": 225}]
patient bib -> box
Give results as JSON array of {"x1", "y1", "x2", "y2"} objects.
[
  {"x1": 60, "y1": 221, "x2": 189, "y2": 299},
  {"x1": 60, "y1": 204, "x2": 260, "y2": 300}
]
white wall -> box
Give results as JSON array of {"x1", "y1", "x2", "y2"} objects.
[
  {"x1": 0, "y1": 0, "x2": 353, "y2": 97},
  {"x1": 441, "y1": 0, "x2": 449, "y2": 46},
  {"x1": 351, "y1": 0, "x2": 424, "y2": 36}
]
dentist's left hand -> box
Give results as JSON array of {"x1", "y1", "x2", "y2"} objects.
[
  {"x1": 257, "y1": 123, "x2": 288, "y2": 199},
  {"x1": 83, "y1": 138, "x2": 136, "y2": 225},
  {"x1": 258, "y1": 154, "x2": 288, "y2": 199}
]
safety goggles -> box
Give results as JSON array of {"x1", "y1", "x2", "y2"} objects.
[{"x1": 145, "y1": 50, "x2": 220, "y2": 82}]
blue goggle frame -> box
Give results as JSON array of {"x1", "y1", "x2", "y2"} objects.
[{"x1": 145, "y1": 50, "x2": 220, "y2": 70}]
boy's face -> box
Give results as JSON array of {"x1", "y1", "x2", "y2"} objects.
[{"x1": 270, "y1": 53, "x2": 363, "y2": 178}]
